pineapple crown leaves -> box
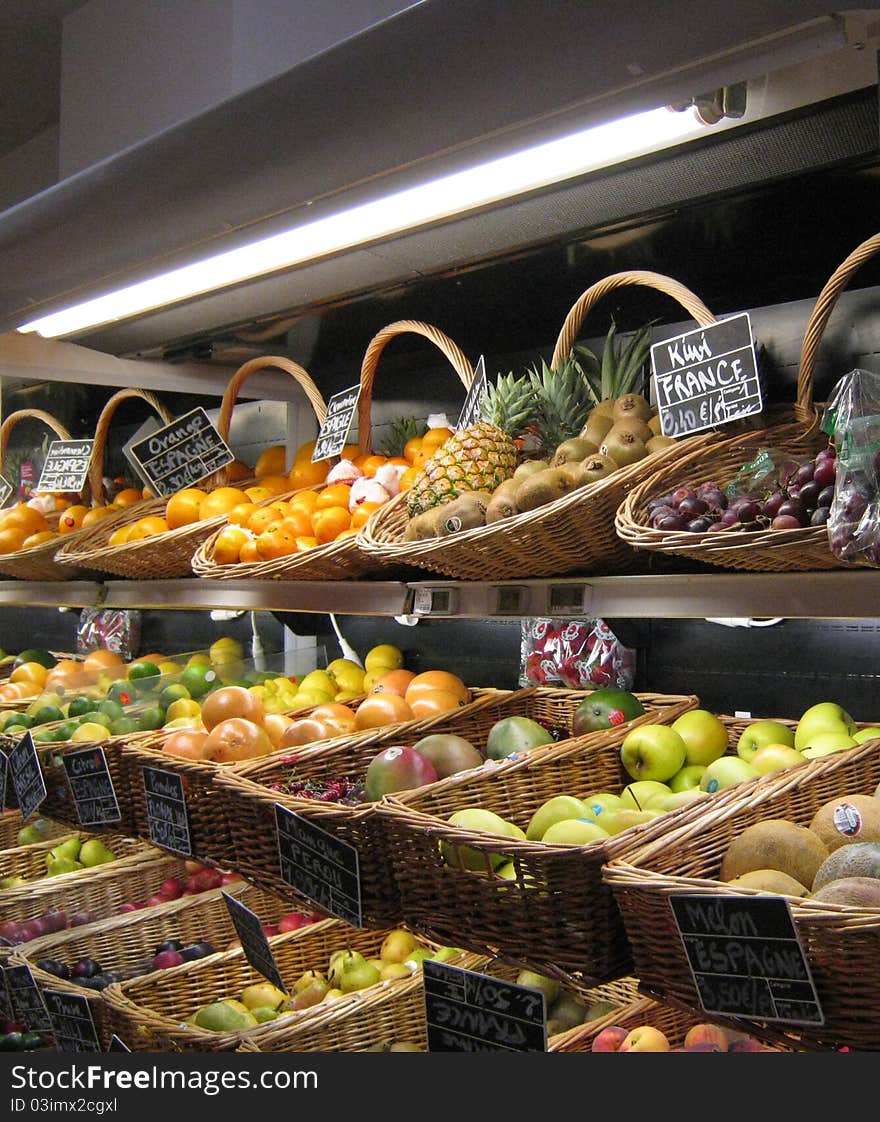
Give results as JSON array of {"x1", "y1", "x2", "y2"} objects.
[
  {"x1": 377, "y1": 415, "x2": 427, "y2": 457},
  {"x1": 478, "y1": 371, "x2": 537, "y2": 436},
  {"x1": 572, "y1": 317, "x2": 658, "y2": 402},
  {"x1": 524, "y1": 356, "x2": 597, "y2": 452}
]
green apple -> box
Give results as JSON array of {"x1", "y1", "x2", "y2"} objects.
[
  {"x1": 700, "y1": 756, "x2": 758, "y2": 793},
  {"x1": 736, "y1": 720, "x2": 796, "y2": 762},
  {"x1": 669, "y1": 765, "x2": 706, "y2": 792},
  {"x1": 441, "y1": 808, "x2": 514, "y2": 871},
  {"x1": 794, "y1": 702, "x2": 857, "y2": 751},
  {"x1": 853, "y1": 727, "x2": 880, "y2": 744},
  {"x1": 601, "y1": 808, "x2": 663, "y2": 835},
  {"x1": 750, "y1": 744, "x2": 805, "y2": 775},
  {"x1": 797, "y1": 730, "x2": 856, "y2": 755},
  {"x1": 619, "y1": 780, "x2": 671, "y2": 811},
  {"x1": 540, "y1": 818, "x2": 609, "y2": 845},
  {"x1": 525, "y1": 795, "x2": 589, "y2": 841},
  {"x1": 671, "y1": 710, "x2": 728, "y2": 766},
  {"x1": 655, "y1": 790, "x2": 709, "y2": 813},
  {"x1": 619, "y1": 724, "x2": 687, "y2": 782},
  {"x1": 579, "y1": 793, "x2": 622, "y2": 825}
]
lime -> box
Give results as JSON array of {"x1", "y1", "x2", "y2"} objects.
[
  {"x1": 83, "y1": 711, "x2": 113, "y2": 730},
  {"x1": 127, "y1": 660, "x2": 162, "y2": 683},
  {"x1": 55, "y1": 722, "x2": 78, "y2": 741},
  {"x1": 4, "y1": 723, "x2": 31, "y2": 737},
  {"x1": 32, "y1": 728, "x2": 56, "y2": 743},
  {"x1": 137, "y1": 707, "x2": 165, "y2": 732},
  {"x1": 97, "y1": 699, "x2": 125, "y2": 723},
  {"x1": 13, "y1": 648, "x2": 57, "y2": 670},
  {"x1": 5, "y1": 713, "x2": 35, "y2": 729},
  {"x1": 31, "y1": 705, "x2": 64, "y2": 726},
  {"x1": 179, "y1": 664, "x2": 218, "y2": 699},
  {"x1": 109, "y1": 716, "x2": 139, "y2": 736},
  {"x1": 67, "y1": 696, "x2": 98, "y2": 719},
  {"x1": 159, "y1": 683, "x2": 191, "y2": 710},
  {"x1": 107, "y1": 680, "x2": 136, "y2": 707}
]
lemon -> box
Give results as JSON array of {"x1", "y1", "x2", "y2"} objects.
[
  {"x1": 186, "y1": 653, "x2": 212, "y2": 668},
  {"x1": 298, "y1": 669, "x2": 337, "y2": 696},
  {"x1": 292, "y1": 688, "x2": 334, "y2": 708},
  {"x1": 364, "y1": 644, "x2": 403, "y2": 672},
  {"x1": 70, "y1": 722, "x2": 111, "y2": 742},
  {"x1": 248, "y1": 685, "x2": 269, "y2": 701},
  {"x1": 166, "y1": 698, "x2": 202, "y2": 722},
  {"x1": 210, "y1": 637, "x2": 243, "y2": 661},
  {"x1": 327, "y1": 658, "x2": 366, "y2": 694},
  {"x1": 163, "y1": 716, "x2": 205, "y2": 731},
  {"x1": 158, "y1": 660, "x2": 183, "y2": 677},
  {"x1": 362, "y1": 667, "x2": 397, "y2": 691},
  {"x1": 334, "y1": 689, "x2": 363, "y2": 702}
]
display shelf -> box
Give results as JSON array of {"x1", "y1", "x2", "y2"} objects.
[{"x1": 0, "y1": 580, "x2": 103, "y2": 608}]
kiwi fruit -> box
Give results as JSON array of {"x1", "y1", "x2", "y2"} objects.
[
  {"x1": 590, "y1": 398, "x2": 617, "y2": 420},
  {"x1": 580, "y1": 412, "x2": 614, "y2": 444},
  {"x1": 513, "y1": 459, "x2": 549, "y2": 482},
  {"x1": 515, "y1": 467, "x2": 575, "y2": 512},
  {"x1": 648, "y1": 413, "x2": 663, "y2": 436},
  {"x1": 605, "y1": 417, "x2": 654, "y2": 444},
  {"x1": 810, "y1": 877, "x2": 880, "y2": 908},
  {"x1": 812, "y1": 842, "x2": 880, "y2": 891},
  {"x1": 719, "y1": 819, "x2": 829, "y2": 888},
  {"x1": 558, "y1": 460, "x2": 588, "y2": 487},
  {"x1": 646, "y1": 435, "x2": 677, "y2": 454},
  {"x1": 404, "y1": 507, "x2": 447, "y2": 541},
  {"x1": 552, "y1": 436, "x2": 598, "y2": 466},
  {"x1": 600, "y1": 429, "x2": 648, "y2": 467},
  {"x1": 485, "y1": 486, "x2": 519, "y2": 524},
  {"x1": 726, "y1": 869, "x2": 810, "y2": 897},
  {"x1": 577, "y1": 453, "x2": 618, "y2": 486},
  {"x1": 612, "y1": 392, "x2": 653, "y2": 424},
  {"x1": 436, "y1": 492, "x2": 492, "y2": 535},
  {"x1": 809, "y1": 794, "x2": 880, "y2": 854}
]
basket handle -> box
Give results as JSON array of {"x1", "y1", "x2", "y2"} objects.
[
  {"x1": 551, "y1": 270, "x2": 716, "y2": 370},
  {"x1": 0, "y1": 409, "x2": 72, "y2": 477},
  {"x1": 88, "y1": 388, "x2": 175, "y2": 505},
  {"x1": 797, "y1": 230, "x2": 880, "y2": 417},
  {"x1": 357, "y1": 320, "x2": 474, "y2": 454}
]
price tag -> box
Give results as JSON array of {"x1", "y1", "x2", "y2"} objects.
[
  {"x1": 412, "y1": 587, "x2": 458, "y2": 616},
  {"x1": 456, "y1": 355, "x2": 487, "y2": 431},
  {"x1": 423, "y1": 960, "x2": 547, "y2": 1052},
  {"x1": 0, "y1": 749, "x2": 7, "y2": 809},
  {"x1": 142, "y1": 767, "x2": 192, "y2": 856},
  {"x1": 0, "y1": 473, "x2": 13, "y2": 508},
  {"x1": 547, "y1": 584, "x2": 591, "y2": 615},
  {"x1": 126, "y1": 407, "x2": 234, "y2": 497},
  {"x1": 221, "y1": 891, "x2": 288, "y2": 994},
  {"x1": 0, "y1": 967, "x2": 12, "y2": 1022},
  {"x1": 8, "y1": 731, "x2": 47, "y2": 821},
  {"x1": 311, "y1": 384, "x2": 361, "y2": 462},
  {"x1": 62, "y1": 746, "x2": 121, "y2": 826},
  {"x1": 43, "y1": 989, "x2": 100, "y2": 1052},
  {"x1": 493, "y1": 586, "x2": 527, "y2": 615},
  {"x1": 107, "y1": 1035, "x2": 131, "y2": 1052},
  {"x1": 36, "y1": 439, "x2": 94, "y2": 495},
  {"x1": 670, "y1": 893, "x2": 823, "y2": 1025},
  {"x1": 275, "y1": 805, "x2": 362, "y2": 928},
  {"x1": 4, "y1": 964, "x2": 52, "y2": 1032},
  {"x1": 651, "y1": 312, "x2": 762, "y2": 437}
]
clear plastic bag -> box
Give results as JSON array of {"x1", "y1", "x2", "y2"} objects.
[
  {"x1": 77, "y1": 608, "x2": 141, "y2": 660},
  {"x1": 822, "y1": 368, "x2": 880, "y2": 567},
  {"x1": 520, "y1": 617, "x2": 636, "y2": 690}
]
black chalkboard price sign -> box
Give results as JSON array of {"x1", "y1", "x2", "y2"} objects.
[
  {"x1": 275, "y1": 804, "x2": 362, "y2": 927},
  {"x1": 0, "y1": 748, "x2": 7, "y2": 810},
  {"x1": 142, "y1": 766, "x2": 192, "y2": 856},
  {"x1": 127, "y1": 407, "x2": 234, "y2": 497},
  {"x1": 221, "y1": 891, "x2": 287, "y2": 994},
  {"x1": 62, "y1": 746, "x2": 121, "y2": 826},
  {"x1": 107, "y1": 1034, "x2": 131, "y2": 1052},
  {"x1": 670, "y1": 893, "x2": 824, "y2": 1025},
  {"x1": 8, "y1": 731, "x2": 47, "y2": 821},
  {"x1": 4, "y1": 964, "x2": 52, "y2": 1032},
  {"x1": 651, "y1": 312, "x2": 762, "y2": 438},
  {"x1": 0, "y1": 472, "x2": 13, "y2": 509},
  {"x1": 36, "y1": 439, "x2": 94, "y2": 495},
  {"x1": 311, "y1": 384, "x2": 361, "y2": 462},
  {"x1": 456, "y1": 356, "x2": 487, "y2": 431},
  {"x1": 0, "y1": 966, "x2": 12, "y2": 1022},
  {"x1": 423, "y1": 960, "x2": 547, "y2": 1052},
  {"x1": 43, "y1": 989, "x2": 100, "y2": 1053}
]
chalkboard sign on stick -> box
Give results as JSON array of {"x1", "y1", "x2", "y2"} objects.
[
  {"x1": 63, "y1": 746, "x2": 121, "y2": 826},
  {"x1": 0, "y1": 749, "x2": 7, "y2": 810},
  {"x1": 142, "y1": 766, "x2": 192, "y2": 857},
  {"x1": 651, "y1": 313, "x2": 762, "y2": 438},
  {"x1": 670, "y1": 893, "x2": 823, "y2": 1025},
  {"x1": 0, "y1": 967, "x2": 12, "y2": 1022},
  {"x1": 423, "y1": 960, "x2": 547, "y2": 1052},
  {"x1": 127, "y1": 407, "x2": 234, "y2": 497},
  {"x1": 311, "y1": 385, "x2": 361, "y2": 462},
  {"x1": 221, "y1": 891, "x2": 287, "y2": 994},
  {"x1": 108, "y1": 1035, "x2": 131, "y2": 1052},
  {"x1": 43, "y1": 989, "x2": 100, "y2": 1053},
  {"x1": 456, "y1": 356, "x2": 486, "y2": 431},
  {"x1": 8, "y1": 731, "x2": 47, "y2": 821},
  {"x1": 5, "y1": 964, "x2": 52, "y2": 1032},
  {"x1": 275, "y1": 805, "x2": 362, "y2": 927},
  {"x1": 0, "y1": 473, "x2": 13, "y2": 508},
  {"x1": 36, "y1": 439, "x2": 94, "y2": 495}
]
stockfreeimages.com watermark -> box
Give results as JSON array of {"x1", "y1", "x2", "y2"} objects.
[{"x1": 9, "y1": 1064, "x2": 317, "y2": 1098}]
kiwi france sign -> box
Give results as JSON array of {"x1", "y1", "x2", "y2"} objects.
[
  {"x1": 63, "y1": 746, "x2": 121, "y2": 826},
  {"x1": 5, "y1": 964, "x2": 52, "y2": 1032},
  {"x1": 312, "y1": 384, "x2": 361, "y2": 462},
  {"x1": 670, "y1": 893, "x2": 823, "y2": 1024},
  {"x1": 423, "y1": 960, "x2": 547, "y2": 1052},
  {"x1": 8, "y1": 731, "x2": 47, "y2": 822},
  {"x1": 43, "y1": 989, "x2": 100, "y2": 1052},
  {"x1": 127, "y1": 407, "x2": 234, "y2": 497},
  {"x1": 36, "y1": 439, "x2": 94, "y2": 495},
  {"x1": 275, "y1": 805, "x2": 362, "y2": 928},
  {"x1": 651, "y1": 313, "x2": 762, "y2": 438},
  {"x1": 221, "y1": 891, "x2": 287, "y2": 994},
  {"x1": 142, "y1": 767, "x2": 193, "y2": 857}
]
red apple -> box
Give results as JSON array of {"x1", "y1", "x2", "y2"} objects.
[
  {"x1": 153, "y1": 950, "x2": 185, "y2": 969},
  {"x1": 145, "y1": 894, "x2": 165, "y2": 908},
  {"x1": 184, "y1": 860, "x2": 204, "y2": 876},
  {"x1": 262, "y1": 924, "x2": 280, "y2": 938},
  {"x1": 683, "y1": 1023, "x2": 729, "y2": 1051},
  {"x1": 619, "y1": 1025, "x2": 671, "y2": 1052},
  {"x1": 278, "y1": 913, "x2": 310, "y2": 933},
  {"x1": 591, "y1": 1025, "x2": 629, "y2": 1052},
  {"x1": 194, "y1": 868, "x2": 223, "y2": 892},
  {"x1": 118, "y1": 903, "x2": 139, "y2": 913},
  {"x1": 220, "y1": 871, "x2": 242, "y2": 884},
  {"x1": 158, "y1": 877, "x2": 184, "y2": 900}
]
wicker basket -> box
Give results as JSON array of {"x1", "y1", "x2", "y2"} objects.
[
  {"x1": 102, "y1": 920, "x2": 452, "y2": 1052},
  {"x1": 11, "y1": 881, "x2": 308, "y2": 1051},
  {"x1": 56, "y1": 358, "x2": 325, "y2": 579},
  {"x1": 603, "y1": 737, "x2": 880, "y2": 1052},
  {"x1": 0, "y1": 809, "x2": 68, "y2": 849},
  {"x1": 356, "y1": 273, "x2": 736, "y2": 580},
  {"x1": 215, "y1": 689, "x2": 696, "y2": 930},
  {"x1": 613, "y1": 236, "x2": 880, "y2": 572}
]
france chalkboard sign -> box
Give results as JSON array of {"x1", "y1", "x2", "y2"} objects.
[
  {"x1": 0, "y1": 748, "x2": 7, "y2": 810},
  {"x1": 36, "y1": 439, "x2": 94, "y2": 495},
  {"x1": 651, "y1": 313, "x2": 762, "y2": 438},
  {"x1": 456, "y1": 356, "x2": 487, "y2": 431},
  {"x1": 311, "y1": 384, "x2": 361, "y2": 462},
  {"x1": 423, "y1": 960, "x2": 547, "y2": 1052},
  {"x1": 670, "y1": 893, "x2": 823, "y2": 1025},
  {"x1": 142, "y1": 766, "x2": 192, "y2": 857},
  {"x1": 221, "y1": 891, "x2": 287, "y2": 994},
  {"x1": 127, "y1": 407, "x2": 234, "y2": 497},
  {"x1": 62, "y1": 746, "x2": 121, "y2": 826},
  {"x1": 5, "y1": 964, "x2": 52, "y2": 1032},
  {"x1": 0, "y1": 473, "x2": 13, "y2": 508},
  {"x1": 8, "y1": 731, "x2": 47, "y2": 821},
  {"x1": 0, "y1": 967, "x2": 12, "y2": 1022},
  {"x1": 43, "y1": 989, "x2": 100, "y2": 1053},
  {"x1": 275, "y1": 804, "x2": 362, "y2": 927}
]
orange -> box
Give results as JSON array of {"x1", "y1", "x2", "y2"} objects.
[
  {"x1": 350, "y1": 501, "x2": 382, "y2": 530},
  {"x1": 254, "y1": 445, "x2": 288, "y2": 478},
  {"x1": 213, "y1": 526, "x2": 251, "y2": 566},
  {"x1": 351, "y1": 453, "x2": 372, "y2": 470},
  {"x1": 409, "y1": 689, "x2": 467, "y2": 719},
  {"x1": 11, "y1": 662, "x2": 48, "y2": 687},
  {"x1": 198, "y1": 487, "x2": 248, "y2": 521},
  {"x1": 2, "y1": 505, "x2": 48, "y2": 535},
  {"x1": 21, "y1": 530, "x2": 57, "y2": 549},
  {"x1": 57, "y1": 505, "x2": 89, "y2": 533},
  {"x1": 314, "y1": 483, "x2": 352, "y2": 511},
  {"x1": 405, "y1": 670, "x2": 471, "y2": 707},
  {"x1": 341, "y1": 444, "x2": 360, "y2": 461},
  {"x1": 370, "y1": 669, "x2": 416, "y2": 698},
  {"x1": 403, "y1": 436, "x2": 423, "y2": 463},
  {"x1": 255, "y1": 525, "x2": 298, "y2": 561},
  {"x1": 238, "y1": 539, "x2": 260, "y2": 563},
  {"x1": 166, "y1": 488, "x2": 208, "y2": 529},
  {"x1": 311, "y1": 505, "x2": 350, "y2": 544},
  {"x1": 51, "y1": 496, "x2": 71, "y2": 511},
  {"x1": 244, "y1": 486, "x2": 276, "y2": 504},
  {"x1": 224, "y1": 459, "x2": 253, "y2": 482},
  {"x1": 354, "y1": 693, "x2": 414, "y2": 730},
  {"x1": 82, "y1": 649, "x2": 126, "y2": 674},
  {"x1": 421, "y1": 426, "x2": 454, "y2": 454},
  {"x1": 227, "y1": 502, "x2": 259, "y2": 527},
  {"x1": 288, "y1": 490, "x2": 320, "y2": 514},
  {"x1": 411, "y1": 450, "x2": 430, "y2": 470},
  {"x1": 359, "y1": 454, "x2": 389, "y2": 478},
  {"x1": 398, "y1": 466, "x2": 420, "y2": 492},
  {"x1": 108, "y1": 524, "x2": 133, "y2": 548},
  {"x1": 82, "y1": 505, "x2": 117, "y2": 527},
  {"x1": 247, "y1": 506, "x2": 286, "y2": 535},
  {"x1": 294, "y1": 536, "x2": 318, "y2": 551},
  {"x1": 113, "y1": 489, "x2": 144, "y2": 507},
  {"x1": 254, "y1": 474, "x2": 291, "y2": 496},
  {"x1": 294, "y1": 439, "x2": 318, "y2": 463},
  {"x1": 308, "y1": 703, "x2": 358, "y2": 734},
  {"x1": 0, "y1": 527, "x2": 28, "y2": 554},
  {"x1": 0, "y1": 682, "x2": 30, "y2": 701},
  {"x1": 288, "y1": 459, "x2": 330, "y2": 490},
  {"x1": 126, "y1": 515, "x2": 170, "y2": 541},
  {"x1": 276, "y1": 508, "x2": 312, "y2": 537},
  {"x1": 387, "y1": 456, "x2": 410, "y2": 467}
]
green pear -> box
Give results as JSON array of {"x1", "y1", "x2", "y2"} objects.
[
  {"x1": 250, "y1": 1007, "x2": 281, "y2": 1023},
  {"x1": 516, "y1": 969, "x2": 560, "y2": 1005},
  {"x1": 380, "y1": 962, "x2": 413, "y2": 981},
  {"x1": 0, "y1": 875, "x2": 27, "y2": 889},
  {"x1": 16, "y1": 818, "x2": 51, "y2": 846},
  {"x1": 193, "y1": 1002, "x2": 258, "y2": 1031},
  {"x1": 380, "y1": 929, "x2": 420, "y2": 964},
  {"x1": 331, "y1": 950, "x2": 381, "y2": 994},
  {"x1": 79, "y1": 839, "x2": 116, "y2": 867},
  {"x1": 402, "y1": 948, "x2": 432, "y2": 972},
  {"x1": 525, "y1": 795, "x2": 589, "y2": 841},
  {"x1": 46, "y1": 855, "x2": 84, "y2": 876},
  {"x1": 547, "y1": 992, "x2": 588, "y2": 1033},
  {"x1": 49, "y1": 837, "x2": 82, "y2": 863}
]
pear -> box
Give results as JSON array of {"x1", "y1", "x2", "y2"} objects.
[
  {"x1": 380, "y1": 962, "x2": 413, "y2": 981},
  {"x1": 330, "y1": 950, "x2": 381, "y2": 993},
  {"x1": 547, "y1": 992, "x2": 589, "y2": 1033},
  {"x1": 49, "y1": 837, "x2": 82, "y2": 863},
  {"x1": 380, "y1": 929, "x2": 420, "y2": 964},
  {"x1": 46, "y1": 855, "x2": 84, "y2": 877},
  {"x1": 288, "y1": 978, "x2": 331, "y2": 1010},
  {"x1": 292, "y1": 968, "x2": 327, "y2": 995},
  {"x1": 241, "y1": 982, "x2": 286, "y2": 1011},
  {"x1": 516, "y1": 969, "x2": 561, "y2": 1005},
  {"x1": 193, "y1": 1002, "x2": 258, "y2": 1031},
  {"x1": 612, "y1": 392, "x2": 653, "y2": 424},
  {"x1": 0, "y1": 875, "x2": 27, "y2": 889},
  {"x1": 79, "y1": 839, "x2": 116, "y2": 867}
]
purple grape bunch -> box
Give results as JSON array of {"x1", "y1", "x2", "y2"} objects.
[{"x1": 647, "y1": 445, "x2": 838, "y2": 534}]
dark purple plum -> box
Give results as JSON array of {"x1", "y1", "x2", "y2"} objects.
[
  {"x1": 813, "y1": 459, "x2": 837, "y2": 488},
  {"x1": 656, "y1": 514, "x2": 685, "y2": 531},
  {"x1": 794, "y1": 463, "x2": 815, "y2": 486},
  {"x1": 798, "y1": 480, "x2": 822, "y2": 510},
  {"x1": 36, "y1": 958, "x2": 70, "y2": 980},
  {"x1": 686, "y1": 517, "x2": 713, "y2": 533},
  {"x1": 772, "y1": 515, "x2": 802, "y2": 530},
  {"x1": 811, "y1": 507, "x2": 831, "y2": 526},
  {"x1": 677, "y1": 496, "x2": 709, "y2": 518},
  {"x1": 817, "y1": 485, "x2": 835, "y2": 508},
  {"x1": 777, "y1": 498, "x2": 805, "y2": 522}
]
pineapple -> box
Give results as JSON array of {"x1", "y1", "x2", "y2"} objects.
[
  {"x1": 378, "y1": 415, "x2": 427, "y2": 458},
  {"x1": 405, "y1": 372, "x2": 534, "y2": 516},
  {"x1": 574, "y1": 318, "x2": 655, "y2": 405},
  {"x1": 526, "y1": 356, "x2": 597, "y2": 456}
]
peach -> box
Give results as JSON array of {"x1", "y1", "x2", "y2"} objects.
[
  {"x1": 619, "y1": 1025, "x2": 670, "y2": 1052},
  {"x1": 683, "y1": 1023, "x2": 729, "y2": 1051},
  {"x1": 590, "y1": 1025, "x2": 629, "y2": 1052}
]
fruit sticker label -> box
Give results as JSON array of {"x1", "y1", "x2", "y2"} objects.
[
  {"x1": 62, "y1": 746, "x2": 121, "y2": 826},
  {"x1": 456, "y1": 355, "x2": 487, "y2": 431},
  {"x1": 8, "y1": 731, "x2": 47, "y2": 822},
  {"x1": 221, "y1": 891, "x2": 288, "y2": 994},
  {"x1": 651, "y1": 312, "x2": 762, "y2": 437},
  {"x1": 142, "y1": 767, "x2": 193, "y2": 857},
  {"x1": 423, "y1": 960, "x2": 547, "y2": 1052},
  {"x1": 127, "y1": 407, "x2": 234, "y2": 497},
  {"x1": 4, "y1": 964, "x2": 52, "y2": 1032},
  {"x1": 311, "y1": 384, "x2": 361, "y2": 462},
  {"x1": 43, "y1": 989, "x2": 100, "y2": 1053},
  {"x1": 832, "y1": 803, "x2": 862, "y2": 837},
  {"x1": 36, "y1": 439, "x2": 94, "y2": 495},
  {"x1": 670, "y1": 893, "x2": 823, "y2": 1024},
  {"x1": 0, "y1": 472, "x2": 13, "y2": 508},
  {"x1": 275, "y1": 805, "x2": 362, "y2": 928}
]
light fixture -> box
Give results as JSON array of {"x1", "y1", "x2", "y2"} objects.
[{"x1": 18, "y1": 104, "x2": 717, "y2": 339}]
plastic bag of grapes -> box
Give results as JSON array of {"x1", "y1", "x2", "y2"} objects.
[
  {"x1": 519, "y1": 617, "x2": 636, "y2": 690},
  {"x1": 823, "y1": 368, "x2": 880, "y2": 567}
]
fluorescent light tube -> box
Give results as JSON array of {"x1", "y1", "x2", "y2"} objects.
[{"x1": 19, "y1": 105, "x2": 709, "y2": 338}]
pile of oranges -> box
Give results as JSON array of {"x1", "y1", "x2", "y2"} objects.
[
  {"x1": 0, "y1": 648, "x2": 130, "y2": 704},
  {"x1": 0, "y1": 489, "x2": 147, "y2": 556}
]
